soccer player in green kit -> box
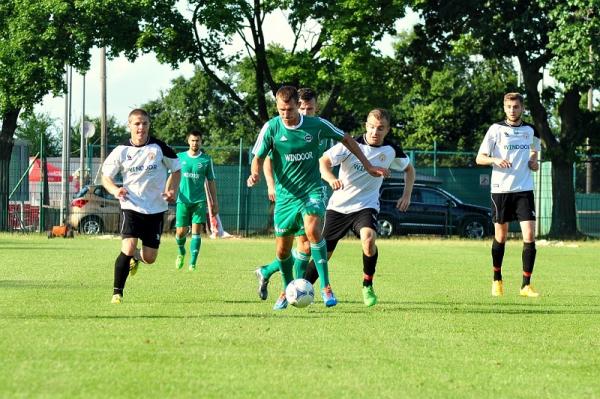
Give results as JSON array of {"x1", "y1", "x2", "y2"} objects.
[
  {"x1": 247, "y1": 86, "x2": 389, "y2": 310},
  {"x1": 175, "y1": 130, "x2": 218, "y2": 271},
  {"x1": 254, "y1": 88, "x2": 323, "y2": 300}
]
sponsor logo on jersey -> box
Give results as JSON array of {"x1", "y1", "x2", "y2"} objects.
[
  {"x1": 304, "y1": 133, "x2": 313, "y2": 143},
  {"x1": 128, "y1": 163, "x2": 158, "y2": 173},
  {"x1": 352, "y1": 162, "x2": 366, "y2": 172},
  {"x1": 280, "y1": 136, "x2": 288, "y2": 142},
  {"x1": 503, "y1": 144, "x2": 530, "y2": 150},
  {"x1": 284, "y1": 152, "x2": 314, "y2": 162},
  {"x1": 183, "y1": 172, "x2": 202, "y2": 179}
]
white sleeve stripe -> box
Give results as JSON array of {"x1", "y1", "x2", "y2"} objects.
[
  {"x1": 251, "y1": 123, "x2": 269, "y2": 155},
  {"x1": 318, "y1": 117, "x2": 345, "y2": 138}
]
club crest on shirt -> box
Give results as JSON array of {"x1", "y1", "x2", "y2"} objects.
[
  {"x1": 304, "y1": 134, "x2": 313, "y2": 143},
  {"x1": 148, "y1": 152, "x2": 156, "y2": 161},
  {"x1": 379, "y1": 154, "x2": 386, "y2": 162}
]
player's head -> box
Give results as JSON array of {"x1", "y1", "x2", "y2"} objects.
[
  {"x1": 275, "y1": 86, "x2": 300, "y2": 127},
  {"x1": 187, "y1": 130, "x2": 203, "y2": 152},
  {"x1": 503, "y1": 92, "x2": 524, "y2": 124},
  {"x1": 364, "y1": 108, "x2": 391, "y2": 146},
  {"x1": 127, "y1": 109, "x2": 150, "y2": 145},
  {"x1": 298, "y1": 88, "x2": 318, "y2": 116}
]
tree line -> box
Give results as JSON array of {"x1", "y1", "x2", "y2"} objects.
[{"x1": 2, "y1": 0, "x2": 599, "y2": 237}]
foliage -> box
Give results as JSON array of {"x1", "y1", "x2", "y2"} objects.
[
  {"x1": 141, "y1": 68, "x2": 257, "y2": 161},
  {"x1": 14, "y1": 112, "x2": 62, "y2": 157}
]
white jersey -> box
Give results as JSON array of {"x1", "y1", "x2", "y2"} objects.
[
  {"x1": 325, "y1": 136, "x2": 410, "y2": 214},
  {"x1": 102, "y1": 136, "x2": 181, "y2": 214},
  {"x1": 478, "y1": 121, "x2": 541, "y2": 193}
]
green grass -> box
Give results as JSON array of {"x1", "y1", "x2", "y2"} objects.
[{"x1": 1, "y1": 234, "x2": 599, "y2": 398}]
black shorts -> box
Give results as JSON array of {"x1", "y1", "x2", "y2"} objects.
[
  {"x1": 120, "y1": 209, "x2": 165, "y2": 249},
  {"x1": 323, "y1": 208, "x2": 378, "y2": 252},
  {"x1": 491, "y1": 191, "x2": 536, "y2": 224}
]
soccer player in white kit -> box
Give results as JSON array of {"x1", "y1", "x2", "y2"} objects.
[
  {"x1": 102, "y1": 109, "x2": 181, "y2": 304},
  {"x1": 476, "y1": 92, "x2": 541, "y2": 297},
  {"x1": 304, "y1": 108, "x2": 416, "y2": 306}
]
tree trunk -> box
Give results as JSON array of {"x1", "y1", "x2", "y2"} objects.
[
  {"x1": 520, "y1": 58, "x2": 579, "y2": 238},
  {"x1": 0, "y1": 107, "x2": 21, "y2": 231},
  {"x1": 549, "y1": 159, "x2": 579, "y2": 237}
]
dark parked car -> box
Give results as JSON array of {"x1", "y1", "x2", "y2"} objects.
[
  {"x1": 70, "y1": 184, "x2": 176, "y2": 235},
  {"x1": 377, "y1": 183, "x2": 492, "y2": 238}
]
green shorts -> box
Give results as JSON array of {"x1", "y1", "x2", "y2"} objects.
[
  {"x1": 273, "y1": 192, "x2": 326, "y2": 237},
  {"x1": 176, "y1": 202, "x2": 207, "y2": 227}
]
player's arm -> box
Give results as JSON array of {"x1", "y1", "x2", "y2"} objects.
[
  {"x1": 319, "y1": 154, "x2": 343, "y2": 190},
  {"x1": 101, "y1": 175, "x2": 127, "y2": 201},
  {"x1": 475, "y1": 152, "x2": 511, "y2": 168},
  {"x1": 528, "y1": 150, "x2": 539, "y2": 171},
  {"x1": 163, "y1": 170, "x2": 181, "y2": 203},
  {"x1": 206, "y1": 179, "x2": 219, "y2": 214},
  {"x1": 396, "y1": 163, "x2": 415, "y2": 212},
  {"x1": 247, "y1": 156, "x2": 264, "y2": 187},
  {"x1": 340, "y1": 133, "x2": 389, "y2": 177},
  {"x1": 263, "y1": 157, "x2": 276, "y2": 201}
]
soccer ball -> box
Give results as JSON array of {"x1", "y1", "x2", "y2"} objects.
[{"x1": 285, "y1": 279, "x2": 315, "y2": 308}]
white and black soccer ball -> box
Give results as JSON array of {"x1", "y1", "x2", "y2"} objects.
[{"x1": 285, "y1": 278, "x2": 315, "y2": 308}]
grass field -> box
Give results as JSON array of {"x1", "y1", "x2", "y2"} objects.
[{"x1": 1, "y1": 234, "x2": 599, "y2": 398}]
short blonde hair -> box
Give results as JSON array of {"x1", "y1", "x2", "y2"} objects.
[
  {"x1": 367, "y1": 108, "x2": 391, "y2": 125},
  {"x1": 128, "y1": 108, "x2": 150, "y2": 122},
  {"x1": 504, "y1": 92, "x2": 524, "y2": 104}
]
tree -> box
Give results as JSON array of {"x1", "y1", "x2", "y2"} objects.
[
  {"x1": 142, "y1": 68, "x2": 257, "y2": 147},
  {"x1": 387, "y1": 32, "x2": 517, "y2": 151},
  {"x1": 0, "y1": 0, "x2": 190, "y2": 229},
  {"x1": 410, "y1": 0, "x2": 600, "y2": 237},
  {"x1": 14, "y1": 112, "x2": 62, "y2": 157},
  {"x1": 159, "y1": 0, "x2": 409, "y2": 129}
]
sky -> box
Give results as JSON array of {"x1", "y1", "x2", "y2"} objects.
[{"x1": 35, "y1": 9, "x2": 420, "y2": 131}]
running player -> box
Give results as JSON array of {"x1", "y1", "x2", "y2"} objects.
[
  {"x1": 303, "y1": 108, "x2": 415, "y2": 306},
  {"x1": 174, "y1": 130, "x2": 218, "y2": 271},
  {"x1": 254, "y1": 88, "x2": 323, "y2": 300},
  {"x1": 476, "y1": 92, "x2": 541, "y2": 297},
  {"x1": 247, "y1": 86, "x2": 389, "y2": 310},
  {"x1": 102, "y1": 108, "x2": 181, "y2": 304}
]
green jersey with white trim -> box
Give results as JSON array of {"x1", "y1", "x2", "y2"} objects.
[
  {"x1": 254, "y1": 115, "x2": 344, "y2": 199},
  {"x1": 177, "y1": 151, "x2": 215, "y2": 204}
]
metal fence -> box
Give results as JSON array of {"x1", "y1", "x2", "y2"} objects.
[{"x1": 5, "y1": 142, "x2": 600, "y2": 238}]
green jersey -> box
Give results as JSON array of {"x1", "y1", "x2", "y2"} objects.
[
  {"x1": 177, "y1": 151, "x2": 215, "y2": 204},
  {"x1": 254, "y1": 115, "x2": 345, "y2": 199}
]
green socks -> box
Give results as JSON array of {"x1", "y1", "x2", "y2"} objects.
[
  {"x1": 175, "y1": 235, "x2": 186, "y2": 256},
  {"x1": 293, "y1": 249, "x2": 310, "y2": 280},
  {"x1": 277, "y1": 255, "x2": 294, "y2": 289},
  {"x1": 190, "y1": 234, "x2": 201, "y2": 266},
  {"x1": 310, "y1": 240, "x2": 329, "y2": 289}
]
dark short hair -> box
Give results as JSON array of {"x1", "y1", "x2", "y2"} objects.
[
  {"x1": 298, "y1": 88, "x2": 317, "y2": 102},
  {"x1": 128, "y1": 108, "x2": 150, "y2": 122},
  {"x1": 187, "y1": 130, "x2": 203, "y2": 139},
  {"x1": 504, "y1": 92, "x2": 524, "y2": 104},
  {"x1": 276, "y1": 86, "x2": 299, "y2": 103}
]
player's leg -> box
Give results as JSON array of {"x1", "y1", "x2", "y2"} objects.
[
  {"x1": 304, "y1": 213, "x2": 337, "y2": 307},
  {"x1": 518, "y1": 192, "x2": 539, "y2": 297},
  {"x1": 304, "y1": 208, "x2": 347, "y2": 287},
  {"x1": 491, "y1": 222, "x2": 508, "y2": 296},
  {"x1": 490, "y1": 194, "x2": 508, "y2": 297},
  {"x1": 293, "y1": 234, "x2": 311, "y2": 279},
  {"x1": 189, "y1": 203, "x2": 207, "y2": 271},
  {"x1": 357, "y1": 209, "x2": 379, "y2": 306},
  {"x1": 112, "y1": 236, "x2": 138, "y2": 303},
  {"x1": 175, "y1": 202, "x2": 190, "y2": 270},
  {"x1": 136, "y1": 212, "x2": 163, "y2": 265},
  {"x1": 273, "y1": 235, "x2": 295, "y2": 310}
]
